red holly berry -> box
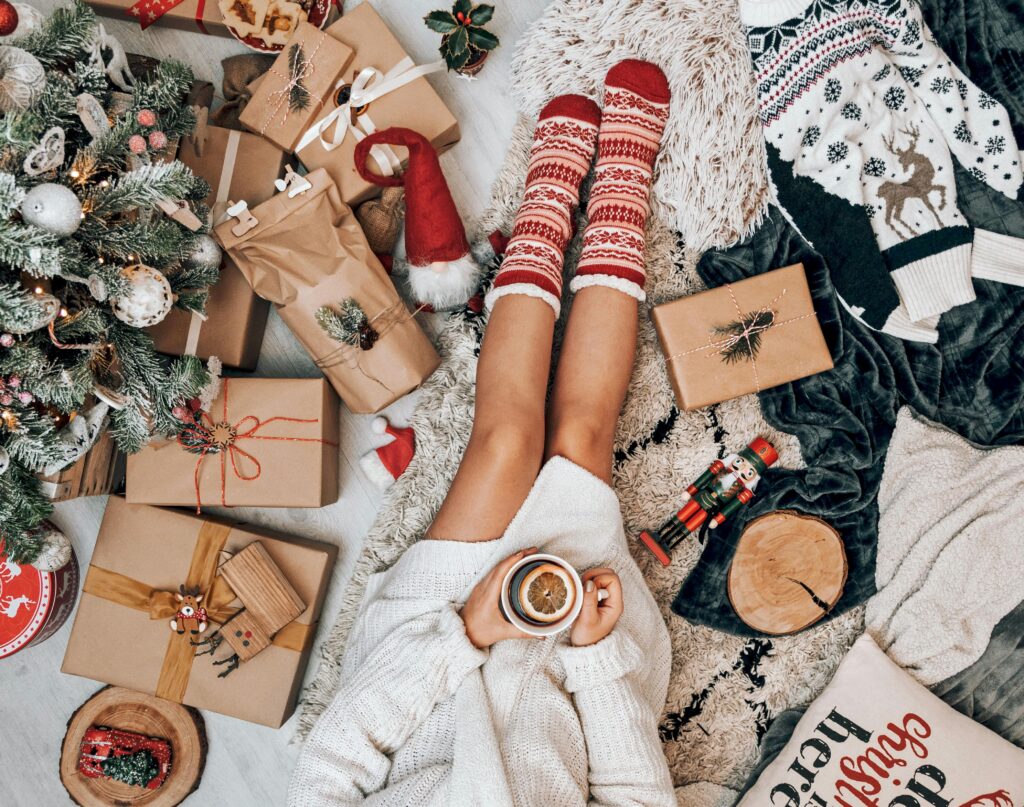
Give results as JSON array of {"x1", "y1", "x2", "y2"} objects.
[
  {"x1": 0, "y1": 0, "x2": 20, "y2": 37},
  {"x1": 136, "y1": 109, "x2": 157, "y2": 127},
  {"x1": 455, "y1": 11, "x2": 465, "y2": 22},
  {"x1": 148, "y1": 130, "x2": 168, "y2": 150},
  {"x1": 128, "y1": 135, "x2": 146, "y2": 154}
]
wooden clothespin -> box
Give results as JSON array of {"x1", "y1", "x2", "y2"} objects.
[
  {"x1": 274, "y1": 164, "x2": 312, "y2": 198},
  {"x1": 226, "y1": 200, "x2": 259, "y2": 236},
  {"x1": 156, "y1": 198, "x2": 203, "y2": 231}
]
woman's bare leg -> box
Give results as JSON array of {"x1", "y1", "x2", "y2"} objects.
[
  {"x1": 545, "y1": 288, "x2": 637, "y2": 483},
  {"x1": 427, "y1": 297, "x2": 555, "y2": 541}
]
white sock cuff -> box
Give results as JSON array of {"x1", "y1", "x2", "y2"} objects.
[
  {"x1": 890, "y1": 243, "x2": 975, "y2": 323},
  {"x1": 569, "y1": 274, "x2": 647, "y2": 302},
  {"x1": 484, "y1": 283, "x2": 561, "y2": 318},
  {"x1": 971, "y1": 229, "x2": 1024, "y2": 286}
]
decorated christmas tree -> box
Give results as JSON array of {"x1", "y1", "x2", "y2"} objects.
[
  {"x1": 0, "y1": 1, "x2": 219, "y2": 562},
  {"x1": 100, "y1": 750, "x2": 160, "y2": 788}
]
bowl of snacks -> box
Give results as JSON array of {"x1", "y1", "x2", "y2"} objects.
[{"x1": 219, "y1": 0, "x2": 333, "y2": 52}]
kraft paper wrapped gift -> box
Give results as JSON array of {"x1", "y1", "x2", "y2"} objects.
[
  {"x1": 61, "y1": 497, "x2": 337, "y2": 727},
  {"x1": 125, "y1": 377, "x2": 340, "y2": 509},
  {"x1": 651, "y1": 263, "x2": 834, "y2": 411},
  {"x1": 294, "y1": 2, "x2": 461, "y2": 206},
  {"x1": 147, "y1": 119, "x2": 287, "y2": 369},
  {"x1": 214, "y1": 169, "x2": 440, "y2": 414},
  {"x1": 239, "y1": 22, "x2": 354, "y2": 154},
  {"x1": 88, "y1": 0, "x2": 235, "y2": 39}
]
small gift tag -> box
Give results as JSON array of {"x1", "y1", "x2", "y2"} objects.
[{"x1": 226, "y1": 200, "x2": 259, "y2": 236}]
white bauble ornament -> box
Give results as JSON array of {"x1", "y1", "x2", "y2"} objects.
[
  {"x1": 20, "y1": 183, "x2": 82, "y2": 236},
  {"x1": 110, "y1": 263, "x2": 174, "y2": 327},
  {"x1": 0, "y1": 4, "x2": 43, "y2": 40},
  {"x1": 187, "y1": 234, "x2": 222, "y2": 271},
  {"x1": 0, "y1": 445, "x2": 9, "y2": 476},
  {"x1": 32, "y1": 525, "x2": 72, "y2": 572},
  {"x1": 8, "y1": 291, "x2": 59, "y2": 334},
  {"x1": 0, "y1": 45, "x2": 44, "y2": 113}
]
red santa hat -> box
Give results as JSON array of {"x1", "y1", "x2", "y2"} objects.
[
  {"x1": 360, "y1": 417, "x2": 415, "y2": 490},
  {"x1": 354, "y1": 128, "x2": 480, "y2": 310}
]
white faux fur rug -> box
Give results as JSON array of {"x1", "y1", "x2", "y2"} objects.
[{"x1": 298, "y1": 0, "x2": 864, "y2": 792}]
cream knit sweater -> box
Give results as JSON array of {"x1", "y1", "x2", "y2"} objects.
[{"x1": 288, "y1": 457, "x2": 675, "y2": 806}]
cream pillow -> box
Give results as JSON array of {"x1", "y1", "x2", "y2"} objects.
[{"x1": 739, "y1": 635, "x2": 1024, "y2": 807}]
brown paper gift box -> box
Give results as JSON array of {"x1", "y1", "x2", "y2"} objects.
[
  {"x1": 37, "y1": 430, "x2": 126, "y2": 502},
  {"x1": 239, "y1": 22, "x2": 354, "y2": 154},
  {"x1": 87, "y1": 0, "x2": 235, "y2": 39},
  {"x1": 215, "y1": 169, "x2": 440, "y2": 413},
  {"x1": 125, "y1": 377, "x2": 340, "y2": 508},
  {"x1": 148, "y1": 124, "x2": 287, "y2": 369},
  {"x1": 297, "y1": 2, "x2": 461, "y2": 206},
  {"x1": 61, "y1": 497, "x2": 337, "y2": 727},
  {"x1": 651, "y1": 263, "x2": 834, "y2": 411}
]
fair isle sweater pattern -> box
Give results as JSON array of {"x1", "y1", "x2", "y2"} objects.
[{"x1": 742, "y1": 0, "x2": 1023, "y2": 325}]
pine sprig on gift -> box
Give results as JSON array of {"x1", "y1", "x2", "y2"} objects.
[
  {"x1": 286, "y1": 44, "x2": 311, "y2": 112},
  {"x1": 316, "y1": 298, "x2": 379, "y2": 350},
  {"x1": 712, "y1": 310, "x2": 776, "y2": 364}
]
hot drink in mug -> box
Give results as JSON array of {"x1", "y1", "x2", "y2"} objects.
[{"x1": 499, "y1": 553, "x2": 607, "y2": 637}]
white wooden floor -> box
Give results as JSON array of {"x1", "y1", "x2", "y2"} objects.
[{"x1": 1, "y1": 1, "x2": 546, "y2": 804}]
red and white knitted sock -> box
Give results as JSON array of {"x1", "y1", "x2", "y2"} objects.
[
  {"x1": 570, "y1": 60, "x2": 670, "y2": 301},
  {"x1": 485, "y1": 94, "x2": 601, "y2": 317}
]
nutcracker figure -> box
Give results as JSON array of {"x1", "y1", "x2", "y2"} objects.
[{"x1": 638, "y1": 437, "x2": 778, "y2": 566}]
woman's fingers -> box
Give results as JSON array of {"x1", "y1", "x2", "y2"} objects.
[
  {"x1": 486, "y1": 547, "x2": 538, "y2": 590},
  {"x1": 581, "y1": 567, "x2": 614, "y2": 582}
]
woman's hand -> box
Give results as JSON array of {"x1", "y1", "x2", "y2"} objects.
[
  {"x1": 570, "y1": 568, "x2": 624, "y2": 647},
  {"x1": 460, "y1": 548, "x2": 539, "y2": 649}
]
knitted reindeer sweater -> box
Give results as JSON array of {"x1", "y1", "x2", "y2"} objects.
[{"x1": 741, "y1": 0, "x2": 1024, "y2": 340}]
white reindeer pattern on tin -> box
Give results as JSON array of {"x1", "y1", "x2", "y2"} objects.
[{"x1": 0, "y1": 595, "x2": 35, "y2": 619}]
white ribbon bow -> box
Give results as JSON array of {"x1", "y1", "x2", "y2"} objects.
[{"x1": 295, "y1": 58, "x2": 445, "y2": 177}]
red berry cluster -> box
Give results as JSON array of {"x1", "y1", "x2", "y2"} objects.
[
  {"x1": 128, "y1": 109, "x2": 169, "y2": 155},
  {"x1": 0, "y1": 375, "x2": 33, "y2": 406}
]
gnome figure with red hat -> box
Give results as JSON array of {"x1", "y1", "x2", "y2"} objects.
[
  {"x1": 361, "y1": 417, "x2": 416, "y2": 490},
  {"x1": 638, "y1": 438, "x2": 778, "y2": 565},
  {"x1": 355, "y1": 128, "x2": 480, "y2": 311}
]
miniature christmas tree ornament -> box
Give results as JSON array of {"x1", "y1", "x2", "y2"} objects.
[{"x1": 639, "y1": 437, "x2": 778, "y2": 566}]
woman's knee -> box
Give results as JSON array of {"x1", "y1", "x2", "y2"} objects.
[
  {"x1": 545, "y1": 415, "x2": 613, "y2": 468},
  {"x1": 468, "y1": 419, "x2": 545, "y2": 472}
]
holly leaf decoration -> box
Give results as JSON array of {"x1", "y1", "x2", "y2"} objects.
[
  {"x1": 447, "y1": 25, "x2": 469, "y2": 56},
  {"x1": 443, "y1": 44, "x2": 472, "y2": 71},
  {"x1": 712, "y1": 309, "x2": 776, "y2": 364},
  {"x1": 453, "y1": 0, "x2": 473, "y2": 15},
  {"x1": 468, "y1": 27, "x2": 499, "y2": 50},
  {"x1": 424, "y1": 10, "x2": 459, "y2": 33},
  {"x1": 469, "y1": 4, "x2": 494, "y2": 24}
]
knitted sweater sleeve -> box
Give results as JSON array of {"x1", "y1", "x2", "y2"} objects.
[
  {"x1": 287, "y1": 604, "x2": 487, "y2": 807},
  {"x1": 883, "y1": 0, "x2": 1023, "y2": 200},
  {"x1": 558, "y1": 632, "x2": 676, "y2": 807}
]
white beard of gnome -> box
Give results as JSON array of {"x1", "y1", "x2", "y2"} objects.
[{"x1": 354, "y1": 127, "x2": 481, "y2": 311}]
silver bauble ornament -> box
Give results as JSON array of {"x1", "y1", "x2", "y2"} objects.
[
  {"x1": 187, "y1": 234, "x2": 222, "y2": 271},
  {"x1": 0, "y1": 445, "x2": 9, "y2": 476},
  {"x1": 110, "y1": 263, "x2": 174, "y2": 327},
  {"x1": 20, "y1": 183, "x2": 82, "y2": 236},
  {"x1": 32, "y1": 525, "x2": 73, "y2": 572},
  {"x1": 0, "y1": 45, "x2": 44, "y2": 113}
]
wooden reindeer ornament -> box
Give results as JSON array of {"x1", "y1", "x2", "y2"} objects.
[
  {"x1": 170, "y1": 585, "x2": 208, "y2": 636},
  {"x1": 191, "y1": 542, "x2": 304, "y2": 678}
]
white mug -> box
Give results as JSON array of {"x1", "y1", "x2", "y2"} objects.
[{"x1": 500, "y1": 553, "x2": 607, "y2": 637}]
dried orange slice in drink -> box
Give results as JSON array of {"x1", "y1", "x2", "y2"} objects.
[{"x1": 519, "y1": 563, "x2": 575, "y2": 623}]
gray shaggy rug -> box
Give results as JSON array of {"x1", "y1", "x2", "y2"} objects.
[{"x1": 298, "y1": 0, "x2": 864, "y2": 796}]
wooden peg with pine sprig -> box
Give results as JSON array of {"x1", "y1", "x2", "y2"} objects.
[{"x1": 315, "y1": 298, "x2": 379, "y2": 350}]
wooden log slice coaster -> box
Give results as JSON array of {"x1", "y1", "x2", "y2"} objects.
[
  {"x1": 60, "y1": 686, "x2": 207, "y2": 807},
  {"x1": 728, "y1": 510, "x2": 847, "y2": 635}
]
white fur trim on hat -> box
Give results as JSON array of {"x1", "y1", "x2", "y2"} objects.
[
  {"x1": 484, "y1": 283, "x2": 561, "y2": 318},
  {"x1": 360, "y1": 450, "x2": 397, "y2": 490},
  {"x1": 408, "y1": 254, "x2": 481, "y2": 311}
]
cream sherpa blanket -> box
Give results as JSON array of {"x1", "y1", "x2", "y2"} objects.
[{"x1": 867, "y1": 408, "x2": 1024, "y2": 686}]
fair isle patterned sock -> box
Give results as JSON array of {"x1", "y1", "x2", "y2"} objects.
[
  {"x1": 485, "y1": 94, "x2": 601, "y2": 317},
  {"x1": 571, "y1": 60, "x2": 671, "y2": 301}
]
